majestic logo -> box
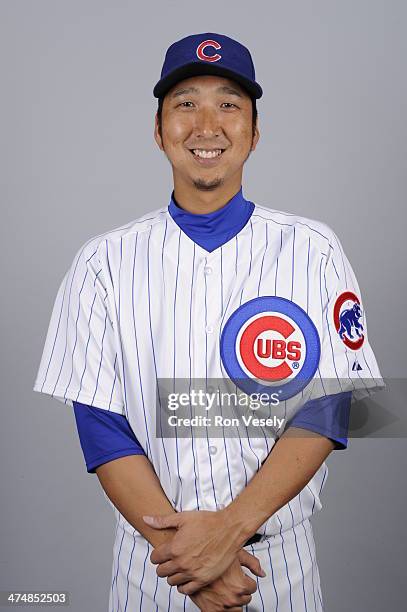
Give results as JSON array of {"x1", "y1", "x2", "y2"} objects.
[
  {"x1": 333, "y1": 291, "x2": 365, "y2": 350},
  {"x1": 220, "y1": 297, "x2": 321, "y2": 401},
  {"x1": 196, "y1": 39, "x2": 222, "y2": 63}
]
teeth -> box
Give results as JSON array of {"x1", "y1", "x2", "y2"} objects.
[{"x1": 192, "y1": 149, "x2": 223, "y2": 159}]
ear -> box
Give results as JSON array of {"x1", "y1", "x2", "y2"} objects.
[
  {"x1": 154, "y1": 113, "x2": 164, "y2": 151},
  {"x1": 251, "y1": 117, "x2": 260, "y2": 152}
]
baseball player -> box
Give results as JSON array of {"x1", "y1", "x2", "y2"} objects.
[{"x1": 33, "y1": 32, "x2": 384, "y2": 611}]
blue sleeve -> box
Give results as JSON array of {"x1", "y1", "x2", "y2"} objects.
[
  {"x1": 73, "y1": 401, "x2": 146, "y2": 473},
  {"x1": 286, "y1": 391, "x2": 351, "y2": 449}
]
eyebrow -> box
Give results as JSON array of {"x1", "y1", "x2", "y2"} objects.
[{"x1": 170, "y1": 85, "x2": 244, "y2": 98}]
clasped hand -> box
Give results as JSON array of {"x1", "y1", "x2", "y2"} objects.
[{"x1": 143, "y1": 509, "x2": 266, "y2": 598}]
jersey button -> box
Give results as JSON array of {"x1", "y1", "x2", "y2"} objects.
[
  {"x1": 205, "y1": 325, "x2": 213, "y2": 334},
  {"x1": 209, "y1": 445, "x2": 217, "y2": 455},
  {"x1": 204, "y1": 266, "x2": 213, "y2": 275}
]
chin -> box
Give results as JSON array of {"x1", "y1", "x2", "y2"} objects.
[{"x1": 192, "y1": 177, "x2": 224, "y2": 191}]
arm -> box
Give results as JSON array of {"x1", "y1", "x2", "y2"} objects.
[
  {"x1": 96, "y1": 453, "x2": 262, "y2": 609},
  {"x1": 76, "y1": 410, "x2": 263, "y2": 608},
  {"x1": 224, "y1": 427, "x2": 335, "y2": 547},
  {"x1": 146, "y1": 427, "x2": 335, "y2": 594},
  {"x1": 95, "y1": 454, "x2": 177, "y2": 547}
]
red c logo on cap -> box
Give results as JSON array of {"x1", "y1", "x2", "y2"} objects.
[{"x1": 196, "y1": 40, "x2": 222, "y2": 62}]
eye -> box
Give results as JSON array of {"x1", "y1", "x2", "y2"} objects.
[
  {"x1": 177, "y1": 101, "x2": 194, "y2": 108},
  {"x1": 221, "y1": 102, "x2": 238, "y2": 109}
]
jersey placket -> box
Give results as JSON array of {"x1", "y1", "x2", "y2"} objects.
[{"x1": 189, "y1": 248, "x2": 225, "y2": 510}]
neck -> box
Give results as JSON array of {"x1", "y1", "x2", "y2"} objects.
[
  {"x1": 168, "y1": 183, "x2": 255, "y2": 253},
  {"x1": 172, "y1": 172, "x2": 243, "y2": 214}
]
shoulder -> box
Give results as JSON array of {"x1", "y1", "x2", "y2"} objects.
[
  {"x1": 252, "y1": 202, "x2": 342, "y2": 256},
  {"x1": 70, "y1": 205, "x2": 169, "y2": 267}
]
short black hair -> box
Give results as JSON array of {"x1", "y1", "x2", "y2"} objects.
[{"x1": 156, "y1": 94, "x2": 258, "y2": 138}]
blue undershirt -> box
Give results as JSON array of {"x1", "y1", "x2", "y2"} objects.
[
  {"x1": 168, "y1": 186, "x2": 255, "y2": 252},
  {"x1": 73, "y1": 186, "x2": 351, "y2": 473}
]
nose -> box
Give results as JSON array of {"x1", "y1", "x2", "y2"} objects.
[{"x1": 193, "y1": 106, "x2": 222, "y2": 139}]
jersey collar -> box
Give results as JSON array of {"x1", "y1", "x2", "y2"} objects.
[{"x1": 168, "y1": 186, "x2": 255, "y2": 253}]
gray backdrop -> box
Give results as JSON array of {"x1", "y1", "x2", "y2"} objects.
[{"x1": 1, "y1": 1, "x2": 406, "y2": 610}]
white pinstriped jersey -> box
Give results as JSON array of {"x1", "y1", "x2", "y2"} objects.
[
  {"x1": 34, "y1": 201, "x2": 384, "y2": 538},
  {"x1": 34, "y1": 201, "x2": 385, "y2": 611}
]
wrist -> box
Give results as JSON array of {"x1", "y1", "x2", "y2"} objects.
[{"x1": 221, "y1": 501, "x2": 268, "y2": 549}]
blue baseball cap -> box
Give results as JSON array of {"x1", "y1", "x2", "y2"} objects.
[{"x1": 153, "y1": 32, "x2": 263, "y2": 100}]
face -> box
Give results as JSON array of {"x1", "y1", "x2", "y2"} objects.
[{"x1": 154, "y1": 74, "x2": 260, "y2": 192}]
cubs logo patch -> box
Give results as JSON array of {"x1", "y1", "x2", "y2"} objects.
[
  {"x1": 196, "y1": 39, "x2": 222, "y2": 62},
  {"x1": 220, "y1": 296, "x2": 321, "y2": 401},
  {"x1": 333, "y1": 291, "x2": 365, "y2": 350}
]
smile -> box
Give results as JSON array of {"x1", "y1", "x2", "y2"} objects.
[{"x1": 191, "y1": 148, "x2": 224, "y2": 159}]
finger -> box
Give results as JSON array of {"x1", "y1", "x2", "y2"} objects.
[
  {"x1": 240, "y1": 575, "x2": 257, "y2": 596},
  {"x1": 150, "y1": 541, "x2": 177, "y2": 564},
  {"x1": 155, "y1": 560, "x2": 181, "y2": 578},
  {"x1": 166, "y1": 572, "x2": 191, "y2": 587},
  {"x1": 238, "y1": 549, "x2": 266, "y2": 577},
  {"x1": 176, "y1": 580, "x2": 203, "y2": 596},
  {"x1": 225, "y1": 595, "x2": 252, "y2": 608},
  {"x1": 239, "y1": 576, "x2": 257, "y2": 595},
  {"x1": 143, "y1": 514, "x2": 181, "y2": 530}
]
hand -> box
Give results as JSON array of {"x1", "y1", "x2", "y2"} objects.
[
  {"x1": 143, "y1": 510, "x2": 265, "y2": 594},
  {"x1": 188, "y1": 555, "x2": 260, "y2": 611}
]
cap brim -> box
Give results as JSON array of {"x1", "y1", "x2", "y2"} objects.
[{"x1": 153, "y1": 62, "x2": 263, "y2": 99}]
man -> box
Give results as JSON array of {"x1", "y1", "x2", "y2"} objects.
[{"x1": 34, "y1": 32, "x2": 384, "y2": 611}]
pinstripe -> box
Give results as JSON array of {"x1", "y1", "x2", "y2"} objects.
[
  {"x1": 188, "y1": 243, "x2": 200, "y2": 509},
  {"x1": 237, "y1": 231, "x2": 264, "y2": 468},
  {"x1": 299, "y1": 493, "x2": 318, "y2": 611},
  {"x1": 124, "y1": 530, "x2": 137, "y2": 612},
  {"x1": 139, "y1": 540, "x2": 150, "y2": 611},
  {"x1": 166, "y1": 585, "x2": 173, "y2": 612},
  {"x1": 117, "y1": 237, "x2": 130, "y2": 420},
  {"x1": 60, "y1": 269, "x2": 90, "y2": 397},
  {"x1": 108, "y1": 353, "x2": 118, "y2": 410},
  {"x1": 249, "y1": 218, "x2": 253, "y2": 275},
  {"x1": 173, "y1": 230, "x2": 182, "y2": 380},
  {"x1": 266, "y1": 537, "x2": 279, "y2": 611},
  {"x1": 220, "y1": 246, "x2": 224, "y2": 313},
  {"x1": 250, "y1": 543, "x2": 265, "y2": 611},
  {"x1": 118, "y1": 238, "x2": 122, "y2": 323},
  {"x1": 111, "y1": 524, "x2": 125, "y2": 612},
  {"x1": 73, "y1": 292, "x2": 97, "y2": 401},
  {"x1": 38, "y1": 214, "x2": 158, "y2": 392},
  {"x1": 148, "y1": 224, "x2": 172, "y2": 483},
  {"x1": 90, "y1": 309, "x2": 108, "y2": 404},
  {"x1": 276, "y1": 515, "x2": 294, "y2": 612},
  {"x1": 39, "y1": 274, "x2": 69, "y2": 391},
  {"x1": 218, "y1": 386, "x2": 234, "y2": 502},
  {"x1": 204, "y1": 255, "x2": 218, "y2": 507},
  {"x1": 319, "y1": 256, "x2": 342, "y2": 388},
  {"x1": 173, "y1": 229, "x2": 183, "y2": 510},
  {"x1": 131, "y1": 233, "x2": 152, "y2": 457},
  {"x1": 288, "y1": 503, "x2": 308, "y2": 612},
  {"x1": 257, "y1": 223, "x2": 268, "y2": 295},
  {"x1": 291, "y1": 227, "x2": 295, "y2": 301},
  {"x1": 162, "y1": 217, "x2": 168, "y2": 297},
  {"x1": 275, "y1": 229, "x2": 283, "y2": 295},
  {"x1": 232, "y1": 237, "x2": 252, "y2": 487},
  {"x1": 35, "y1": 199, "x2": 383, "y2": 611},
  {"x1": 110, "y1": 518, "x2": 121, "y2": 612}
]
